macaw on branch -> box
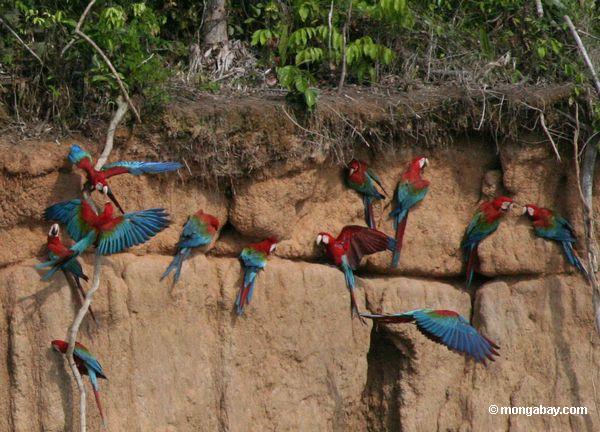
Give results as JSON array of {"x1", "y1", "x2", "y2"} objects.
[
  {"x1": 523, "y1": 204, "x2": 587, "y2": 276},
  {"x1": 390, "y1": 156, "x2": 430, "y2": 268},
  {"x1": 162, "y1": 210, "x2": 220, "y2": 285},
  {"x1": 44, "y1": 198, "x2": 169, "y2": 256},
  {"x1": 52, "y1": 339, "x2": 108, "y2": 427},
  {"x1": 360, "y1": 309, "x2": 499, "y2": 364},
  {"x1": 236, "y1": 238, "x2": 278, "y2": 315},
  {"x1": 316, "y1": 225, "x2": 396, "y2": 319},
  {"x1": 346, "y1": 159, "x2": 387, "y2": 229},
  {"x1": 68, "y1": 144, "x2": 182, "y2": 213},
  {"x1": 35, "y1": 224, "x2": 98, "y2": 323},
  {"x1": 462, "y1": 196, "x2": 513, "y2": 288}
]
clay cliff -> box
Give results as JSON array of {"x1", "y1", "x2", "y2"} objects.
[{"x1": 1, "y1": 88, "x2": 599, "y2": 431}]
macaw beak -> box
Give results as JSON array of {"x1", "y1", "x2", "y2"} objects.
[
  {"x1": 316, "y1": 234, "x2": 323, "y2": 245},
  {"x1": 521, "y1": 206, "x2": 528, "y2": 215},
  {"x1": 348, "y1": 168, "x2": 355, "y2": 176},
  {"x1": 49, "y1": 223, "x2": 59, "y2": 237}
]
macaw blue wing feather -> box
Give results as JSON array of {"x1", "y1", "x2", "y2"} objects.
[
  {"x1": 44, "y1": 200, "x2": 91, "y2": 242},
  {"x1": 101, "y1": 161, "x2": 182, "y2": 175}
]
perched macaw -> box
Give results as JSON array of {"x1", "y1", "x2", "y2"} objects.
[
  {"x1": 390, "y1": 156, "x2": 430, "y2": 268},
  {"x1": 523, "y1": 204, "x2": 587, "y2": 276},
  {"x1": 360, "y1": 309, "x2": 499, "y2": 364},
  {"x1": 52, "y1": 339, "x2": 108, "y2": 427},
  {"x1": 35, "y1": 224, "x2": 97, "y2": 323},
  {"x1": 462, "y1": 196, "x2": 513, "y2": 288},
  {"x1": 44, "y1": 199, "x2": 169, "y2": 256},
  {"x1": 236, "y1": 238, "x2": 278, "y2": 315},
  {"x1": 316, "y1": 225, "x2": 396, "y2": 320},
  {"x1": 161, "y1": 210, "x2": 220, "y2": 285},
  {"x1": 67, "y1": 144, "x2": 182, "y2": 213},
  {"x1": 346, "y1": 159, "x2": 387, "y2": 229}
]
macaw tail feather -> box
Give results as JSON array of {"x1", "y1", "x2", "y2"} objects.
[
  {"x1": 40, "y1": 263, "x2": 63, "y2": 281},
  {"x1": 92, "y1": 388, "x2": 106, "y2": 428},
  {"x1": 561, "y1": 241, "x2": 588, "y2": 277},
  {"x1": 349, "y1": 288, "x2": 367, "y2": 324},
  {"x1": 35, "y1": 260, "x2": 56, "y2": 269},
  {"x1": 465, "y1": 244, "x2": 478, "y2": 289},
  {"x1": 363, "y1": 195, "x2": 376, "y2": 229},
  {"x1": 236, "y1": 268, "x2": 258, "y2": 315},
  {"x1": 391, "y1": 210, "x2": 408, "y2": 268},
  {"x1": 161, "y1": 248, "x2": 190, "y2": 284}
]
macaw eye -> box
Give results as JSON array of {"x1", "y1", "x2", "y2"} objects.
[
  {"x1": 316, "y1": 234, "x2": 322, "y2": 245},
  {"x1": 527, "y1": 207, "x2": 535, "y2": 216},
  {"x1": 102, "y1": 185, "x2": 108, "y2": 194}
]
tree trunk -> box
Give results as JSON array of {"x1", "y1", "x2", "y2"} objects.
[{"x1": 203, "y1": 0, "x2": 228, "y2": 47}]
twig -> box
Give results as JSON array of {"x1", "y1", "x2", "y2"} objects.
[
  {"x1": 564, "y1": 15, "x2": 600, "y2": 96},
  {"x1": 66, "y1": 255, "x2": 103, "y2": 432},
  {"x1": 281, "y1": 106, "x2": 330, "y2": 141},
  {"x1": 539, "y1": 113, "x2": 561, "y2": 161},
  {"x1": 96, "y1": 96, "x2": 128, "y2": 169},
  {"x1": 322, "y1": 102, "x2": 371, "y2": 148},
  {"x1": 61, "y1": 0, "x2": 98, "y2": 56},
  {"x1": 338, "y1": 0, "x2": 353, "y2": 93},
  {"x1": 0, "y1": 17, "x2": 43, "y2": 65},
  {"x1": 327, "y1": 0, "x2": 334, "y2": 58}
]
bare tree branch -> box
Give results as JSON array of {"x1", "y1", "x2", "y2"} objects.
[
  {"x1": 564, "y1": 15, "x2": 600, "y2": 96},
  {"x1": 0, "y1": 17, "x2": 43, "y2": 65},
  {"x1": 338, "y1": 0, "x2": 353, "y2": 93},
  {"x1": 96, "y1": 96, "x2": 129, "y2": 169},
  {"x1": 535, "y1": 0, "x2": 544, "y2": 18},
  {"x1": 66, "y1": 256, "x2": 103, "y2": 432},
  {"x1": 539, "y1": 112, "x2": 561, "y2": 161}
]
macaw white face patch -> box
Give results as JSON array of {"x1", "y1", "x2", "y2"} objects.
[
  {"x1": 102, "y1": 185, "x2": 108, "y2": 194},
  {"x1": 420, "y1": 157, "x2": 428, "y2": 169},
  {"x1": 270, "y1": 244, "x2": 277, "y2": 253},
  {"x1": 96, "y1": 183, "x2": 103, "y2": 191},
  {"x1": 527, "y1": 206, "x2": 535, "y2": 216},
  {"x1": 500, "y1": 201, "x2": 511, "y2": 211},
  {"x1": 349, "y1": 167, "x2": 356, "y2": 176},
  {"x1": 322, "y1": 235, "x2": 330, "y2": 244},
  {"x1": 316, "y1": 234, "x2": 323, "y2": 245}
]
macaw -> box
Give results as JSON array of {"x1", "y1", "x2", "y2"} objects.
[
  {"x1": 462, "y1": 196, "x2": 513, "y2": 288},
  {"x1": 346, "y1": 159, "x2": 387, "y2": 229},
  {"x1": 35, "y1": 224, "x2": 98, "y2": 323},
  {"x1": 161, "y1": 210, "x2": 220, "y2": 285},
  {"x1": 236, "y1": 238, "x2": 278, "y2": 315},
  {"x1": 43, "y1": 198, "x2": 169, "y2": 255},
  {"x1": 67, "y1": 144, "x2": 182, "y2": 213},
  {"x1": 316, "y1": 225, "x2": 396, "y2": 320},
  {"x1": 390, "y1": 156, "x2": 430, "y2": 268},
  {"x1": 360, "y1": 309, "x2": 499, "y2": 364},
  {"x1": 522, "y1": 204, "x2": 587, "y2": 276},
  {"x1": 51, "y1": 339, "x2": 108, "y2": 427}
]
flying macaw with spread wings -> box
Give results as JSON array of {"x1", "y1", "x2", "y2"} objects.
[
  {"x1": 522, "y1": 204, "x2": 587, "y2": 276},
  {"x1": 35, "y1": 224, "x2": 98, "y2": 323},
  {"x1": 68, "y1": 144, "x2": 182, "y2": 213},
  {"x1": 360, "y1": 309, "x2": 500, "y2": 364},
  {"x1": 346, "y1": 159, "x2": 387, "y2": 229},
  {"x1": 43, "y1": 198, "x2": 169, "y2": 256},
  {"x1": 52, "y1": 339, "x2": 108, "y2": 427},
  {"x1": 316, "y1": 225, "x2": 395, "y2": 320}
]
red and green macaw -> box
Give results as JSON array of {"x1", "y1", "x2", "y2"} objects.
[
  {"x1": 522, "y1": 204, "x2": 587, "y2": 276},
  {"x1": 35, "y1": 224, "x2": 97, "y2": 323},
  {"x1": 316, "y1": 225, "x2": 396, "y2": 320},
  {"x1": 236, "y1": 238, "x2": 278, "y2": 315},
  {"x1": 462, "y1": 196, "x2": 513, "y2": 288},
  {"x1": 390, "y1": 156, "x2": 430, "y2": 267},
  {"x1": 68, "y1": 144, "x2": 182, "y2": 214},
  {"x1": 43, "y1": 199, "x2": 169, "y2": 256},
  {"x1": 360, "y1": 309, "x2": 499, "y2": 364},
  {"x1": 52, "y1": 339, "x2": 107, "y2": 427},
  {"x1": 162, "y1": 210, "x2": 220, "y2": 285},
  {"x1": 346, "y1": 159, "x2": 387, "y2": 229}
]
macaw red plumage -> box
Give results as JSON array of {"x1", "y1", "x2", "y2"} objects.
[
  {"x1": 316, "y1": 225, "x2": 395, "y2": 320},
  {"x1": 462, "y1": 196, "x2": 513, "y2": 288},
  {"x1": 346, "y1": 159, "x2": 387, "y2": 229},
  {"x1": 52, "y1": 339, "x2": 108, "y2": 427},
  {"x1": 236, "y1": 238, "x2": 278, "y2": 314},
  {"x1": 162, "y1": 210, "x2": 220, "y2": 285},
  {"x1": 360, "y1": 309, "x2": 500, "y2": 364},
  {"x1": 35, "y1": 224, "x2": 97, "y2": 323},
  {"x1": 67, "y1": 144, "x2": 182, "y2": 213},
  {"x1": 523, "y1": 204, "x2": 587, "y2": 276},
  {"x1": 44, "y1": 199, "x2": 170, "y2": 255},
  {"x1": 390, "y1": 156, "x2": 430, "y2": 267}
]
